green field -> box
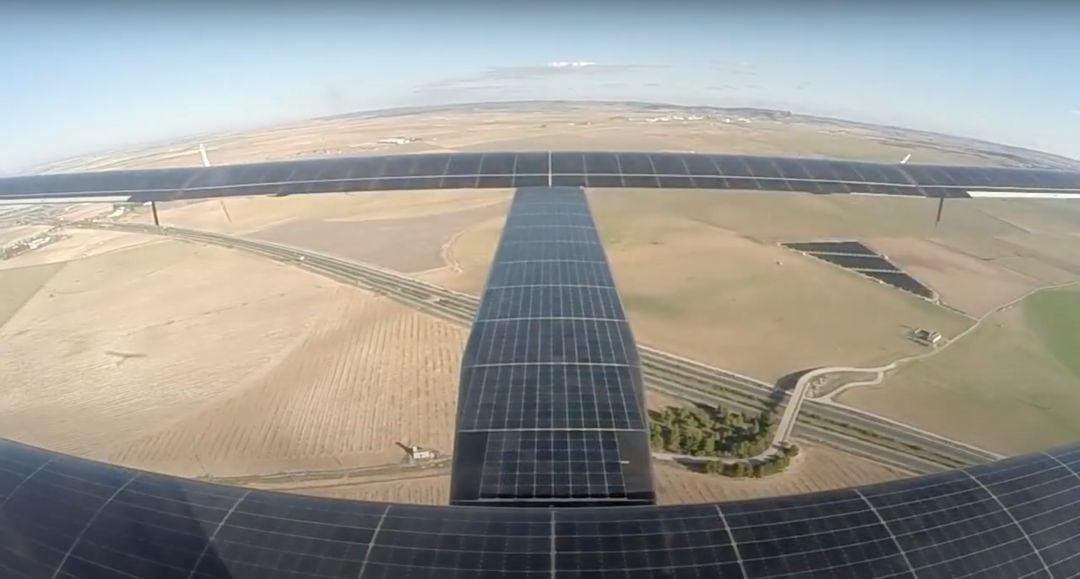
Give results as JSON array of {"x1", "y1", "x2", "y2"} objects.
[
  {"x1": 841, "y1": 286, "x2": 1080, "y2": 455},
  {"x1": 0, "y1": 262, "x2": 64, "y2": 328},
  {"x1": 1026, "y1": 288, "x2": 1080, "y2": 380}
]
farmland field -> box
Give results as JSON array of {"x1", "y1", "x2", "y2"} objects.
[
  {"x1": 840, "y1": 286, "x2": 1080, "y2": 454},
  {"x1": 0, "y1": 238, "x2": 468, "y2": 481},
  {"x1": 0, "y1": 261, "x2": 64, "y2": 326},
  {"x1": 654, "y1": 442, "x2": 905, "y2": 504},
  {"x1": 1025, "y1": 288, "x2": 1080, "y2": 380}
]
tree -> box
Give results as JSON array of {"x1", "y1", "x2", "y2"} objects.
[{"x1": 650, "y1": 429, "x2": 664, "y2": 450}]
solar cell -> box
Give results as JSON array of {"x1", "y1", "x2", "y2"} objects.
[
  {"x1": 771, "y1": 157, "x2": 813, "y2": 180},
  {"x1": 782, "y1": 241, "x2": 877, "y2": 255},
  {"x1": 551, "y1": 174, "x2": 589, "y2": 188},
  {"x1": 583, "y1": 152, "x2": 621, "y2": 175},
  {"x1": 551, "y1": 152, "x2": 586, "y2": 174},
  {"x1": 365, "y1": 506, "x2": 550, "y2": 578},
  {"x1": 799, "y1": 159, "x2": 843, "y2": 181},
  {"x1": 554, "y1": 506, "x2": 744, "y2": 577},
  {"x1": 615, "y1": 152, "x2": 654, "y2": 175},
  {"x1": 513, "y1": 152, "x2": 549, "y2": 176},
  {"x1": 512, "y1": 174, "x2": 550, "y2": 188},
  {"x1": 725, "y1": 489, "x2": 914, "y2": 578},
  {"x1": 682, "y1": 154, "x2": 722, "y2": 176},
  {"x1": 584, "y1": 174, "x2": 625, "y2": 188},
  {"x1": 6, "y1": 436, "x2": 1080, "y2": 577},
  {"x1": 814, "y1": 254, "x2": 899, "y2": 271},
  {"x1": 480, "y1": 153, "x2": 517, "y2": 175},
  {"x1": 4, "y1": 151, "x2": 1080, "y2": 203},
  {"x1": 477, "y1": 286, "x2": 626, "y2": 320},
  {"x1": 486, "y1": 261, "x2": 615, "y2": 288},
  {"x1": 450, "y1": 187, "x2": 654, "y2": 506},
  {"x1": 458, "y1": 364, "x2": 644, "y2": 431},
  {"x1": 861, "y1": 271, "x2": 935, "y2": 299},
  {"x1": 446, "y1": 154, "x2": 484, "y2": 176},
  {"x1": 861, "y1": 471, "x2": 1049, "y2": 578},
  {"x1": 648, "y1": 153, "x2": 690, "y2": 176}
]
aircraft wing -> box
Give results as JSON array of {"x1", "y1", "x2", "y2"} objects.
[{"x1": 2, "y1": 151, "x2": 1080, "y2": 204}]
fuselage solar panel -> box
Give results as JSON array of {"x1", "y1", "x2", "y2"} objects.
[{"x1": 450, "y1": 187, "x2": 654, "y2": 507}]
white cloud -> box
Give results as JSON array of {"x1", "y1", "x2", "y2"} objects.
[
  {"x1": 548, "y1": 61, "x2": 597, "y2": 69},
  {"x1": 1070, "y1": 109, "x2": 1080, "y2": 117},
  {"x1": 415, "y1": 62, "x2": 665, "y2": 95}
]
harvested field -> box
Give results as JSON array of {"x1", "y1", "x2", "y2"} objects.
[
  {"x1": 133, "y1": 189, "x2": 511, "y2": 236},
  {"x1": 809, "y1": 371, "x2": 879, "y2": 399},
  {"x1": 110, "y1": 290, "x2": 466, "y2": 477},
  {"x1": 0, "y1": 225, "x2": 49, "y2": 247},
  {"x1": 0, "y1": 239, "x2": 468, "y2": 482},
  {"x1": 869, "y1": 236, "x2": 1040, "y2": 317},
  {"x1": 0, "y1": 241, "x2": 340, "y2": 458},
  {"x1": 0, "y1": 228, "x2": 159, "y2": 271},
  {"x1": 248, "y1": 200, "x2": 510, "y2": 273},
  {"x1": 0, "y1": 261, "x2": 64, "y2": 326},
  {"x1": 652, "y1": 442, "x2": 906, "y2": 504},
  {"x1": 286, "y1": 474, "x2": 451, "y2": 504}
]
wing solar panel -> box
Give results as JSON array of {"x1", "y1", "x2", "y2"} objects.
[
  {"x1": 363, "y1": 505, "x2": 550, "y2": 578},
  {"x1": 450, "y1": 187, "x2": 654, "y2": 507},
  {"x1": 554, "y1": 505, "x2": 745, "y2": 577},
  {"x1": 6, "y1": 437, "x2": 1080, "y2": 577},
  {"x1": 860, "y1": 470, "x2": 1051, "y2": 578},
  {"x1": 4, "y1": 151, "x2": 1080, "y2": 203},
  {"x1": 724, "y1": 489, "x2": 915, "y2": 578}
]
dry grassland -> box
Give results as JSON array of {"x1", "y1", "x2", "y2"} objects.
[
  {"x1": 0, "y1": 239, "x2": 467, "y2": 482},
  {"x1": 121, "y1": 190, "x2": 512, "y2": 273},
  {"x1": 287, "y1": 474, "x2": 451, "y2": 505},
  {"x1": 249, "y1": 200, "x2": 510, "y2": 273},
  {"x1": 0, "y1": 228, "x2": 161, "y2": 272},
  {"x1": 0, "y1": 261, "x2": 64, "y2": 326},
  {"x1": 867, "y1": 237, "x2": 1040, "y2": 317},
  {"x1": 0, "y1": 225, "x2": 50, "y2": 247},
  {"x1": 136, "y1": 189, "x2": 510, "y2": 235},
  {"x1": 110, "y1": 289, "x2": 466, "y2": 477},
  {"x1": 1, "y1": 241, "x2": 338, "y2": 458}
]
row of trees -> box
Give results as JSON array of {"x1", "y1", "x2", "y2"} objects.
[
  {"x1": 702, "y1": 444, "x2": 800, "y2": 478},
  {"x1": 649, "y1": 405, "x2": 775, "y2": 458}
]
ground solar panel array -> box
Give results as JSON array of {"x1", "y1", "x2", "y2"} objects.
[
  {"x1": 4, "y1": 438, "x2": 1080, "y2": 577},
  {"x1": 451, "y1": 187, "x2": 654, "y2": 506},
  {"x1": 2, "y1": 151, "x2": 1080, "y2": 202},
  {"x1": 782, "y1": 241, "x2": 937, "y2": 300}
]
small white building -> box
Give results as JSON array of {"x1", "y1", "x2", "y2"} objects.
[
  {"x1": 912, "y1": 328, "x2": 944, "y2": 347},
  {"x1": 407, "y1": 446, "x2": 436, "y2": 461}
]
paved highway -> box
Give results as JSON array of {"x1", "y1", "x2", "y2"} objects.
[{"x1": 71, "y1": 220, "x2": 1002, "y2": 475}]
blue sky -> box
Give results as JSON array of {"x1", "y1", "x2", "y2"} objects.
[{"x1": 2, "y1": 1, "x2": 1078, "y2": 172}]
